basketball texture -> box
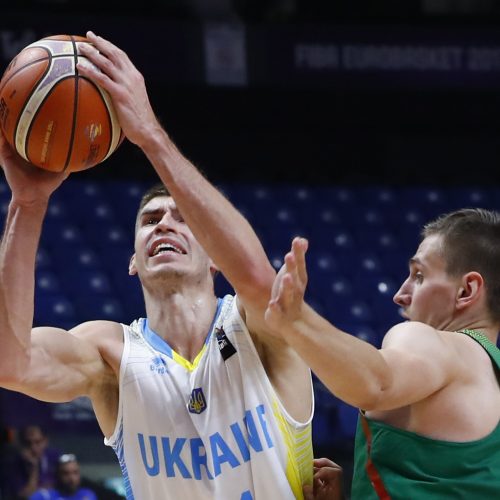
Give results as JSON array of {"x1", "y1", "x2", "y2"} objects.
[{"x1": 0, "y1": 34, "x2": 123, "y2": 172}]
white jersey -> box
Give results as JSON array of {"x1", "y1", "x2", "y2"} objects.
[{"x1": 105, "y1": 295, "x2": 314, "y2": 500}]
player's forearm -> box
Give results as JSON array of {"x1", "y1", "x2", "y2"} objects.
[
  {"x1": 140, "y1": 125, "x2": 275, "y2": 296},
  {"x1": 282, "y1": 304, "x2": 392, "y2": 409},
  {"x1": 0, "y1": 199, "x2": 47, "y2": 379}
]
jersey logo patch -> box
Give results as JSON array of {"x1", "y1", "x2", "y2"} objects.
[
  {"x1": 188, "y1": 388, "x2": 207, "y2": 414},
  {"x1": 150, "y1": 355, "x2": 168, "y2": 375},
  {"x1": 216, "y1": 326, "x2": 237, "y2": 361}
]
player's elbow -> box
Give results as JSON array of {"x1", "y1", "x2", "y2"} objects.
[
  {"x1": 0, "y1": 349, "x2": 31, "y2": 386},
  {"x1": 234, "y1": 265, "x2": 275, "y2": 307},
  {"x1": 356, "y1": 391, "x2": 386, "y2": 412},
  {"x1": 351, "y1": 371, "x2": 394, "y2": 411}
]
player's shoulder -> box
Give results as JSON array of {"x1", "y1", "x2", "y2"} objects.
[
  {"x1": 70, "y1": 319, "x2": 123, "y2": 334},
  {"x1": 382, "y1": 321, "x2": 443, "y2": 348},
  {"x1": 69, "y1": 320, "x2": 124, "y2": 348}
]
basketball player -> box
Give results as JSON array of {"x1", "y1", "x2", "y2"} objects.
[
  {"x1": 265, "y1": 210, "x2": 500, "y2": 498},
  {"x1": 0, "y1": 32, "x2": 319, "y2": 499}
]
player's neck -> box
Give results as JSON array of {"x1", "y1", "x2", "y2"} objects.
[{"x1": 144, "y1": 291, "x2": 218, "y2": 360}]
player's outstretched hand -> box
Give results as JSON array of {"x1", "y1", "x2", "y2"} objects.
[
  {"x1": 265, "y1": 237, "x2": 309, "y2": 337},
  {"x1": 303, "y1": 458, "x2": 344, "y2": 500}
]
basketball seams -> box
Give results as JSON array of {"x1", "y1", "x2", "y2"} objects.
[
  {"x1": 1, "y1": 52, "x2": 92, "y2": 99},
  {"x1": 15, "y1": 49, "x2": 76, "y2": 164},
  {"x1": 92, "y1": 81, "x2": 120, "y2": 161},
  {"x1": 62, "y1": 36, "x2": 80, "y2": 172},
  {"x1": 0, "y1": 49, "x2": 50, "y2": 97},
  {"x1": 23, "y1": 76, "x2": 76, "y2": 169},
  {"x1": 13, "y1": 53, "x2": 55, "y2": 162}
]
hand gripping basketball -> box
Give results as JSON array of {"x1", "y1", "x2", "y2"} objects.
[{"x1": 0, "y1": 34, "x2": 123, "y2": 173}]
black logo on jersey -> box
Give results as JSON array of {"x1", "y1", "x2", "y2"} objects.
[
  {"x1": 216, "y1": 327, "x2": 237, "y2": 361},
  {"x1": 188, "y1": 388, "x2": 207, "y2": 414}
]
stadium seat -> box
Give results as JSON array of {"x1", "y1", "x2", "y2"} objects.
[
  {"x1": 353, "y1": 207, "x2": 386, "y2": 229},
  {"x1": 40, "y1": 222, "x2": 87, "y2": 250},
  {"x1": 54, "y1": 247, "x2": 103, "y2": 273},
  {"x1": 45, "y1": 199, "x2": 69, "y2": 222},
  {"x1": 401, "y1": 187, "x2": 449, "y2": 219},
  {"x1": 359, "y1": 186, "x2": 399, "y2": 208},
  {"x1": 35, "y1": 270, "x2": 62, "y2": 294},
  {"x1": 313, "y1": 376, "x2": 338, "y2": 412},
  {"x1": 215, "y1": 274, "x2": 234, "y2": 298},
  {"x1": 75, "y1": 295, "x2": 126, "y2": 323},
  {"x1": 36, "y1": 247, "x2": 53, "y2": 270},
  {"x1": 312, "y1": 407, "x2": 339, "y2": 448},
  {"x1": 63, "y1": 269, "x2": 113, "y2": 296},
  {"x1": 347, "y1": 323, "x2": 381, "y2": 347},
  {"x1": 35, "y1": 294, "x2": 77, "y2": 329}
]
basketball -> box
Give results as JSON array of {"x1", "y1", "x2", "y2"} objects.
[{"x1": 0, "y1": 34, "x2": 123, "y2": 173}]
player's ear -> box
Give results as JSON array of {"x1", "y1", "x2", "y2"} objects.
[
  {"x1": 456, "y1": 272, "x2": 482, "y2": 310},
  {"x1": 129, "y1": 254, "x2": 137, "y2": 276}
]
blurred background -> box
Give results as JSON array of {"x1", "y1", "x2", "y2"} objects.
[{"x1": 2, "y1": 1, "x2": 500, "y2": 498}]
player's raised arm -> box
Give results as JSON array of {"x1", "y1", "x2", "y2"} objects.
[
  {"x1": 266, "y1": 237, "x2": 459, "y2": 411},
  {"x1": 0, "y1": 133, "x2": 110, "y2": 404},
  {"x1": 0, "y1": 133, "x2": 66, "y2": 375},
  {"x1": 76, "y1": 32, "x2": 276, "y2": 313}
]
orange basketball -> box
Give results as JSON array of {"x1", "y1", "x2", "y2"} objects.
[{"x1": 0, "y1": 34, "x2": 123, "y2": 172}]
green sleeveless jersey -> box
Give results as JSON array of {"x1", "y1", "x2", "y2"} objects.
[{"x1": 351, "y1": 329, "x2": 500, "y2": 499}]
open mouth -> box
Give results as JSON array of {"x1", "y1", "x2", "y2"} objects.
[{"x1": 150, "y1": 240, "x2": 186, "y2": 257}]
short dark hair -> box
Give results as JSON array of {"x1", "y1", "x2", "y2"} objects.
[
  {"x1": 138, "y1": 183, "x2": 171, "y2": 214},
  {"x1": 422, "y1": 208, "x2": 500, "y2": 323},
  {"x1": 135, "y1": 183, "x2": 170, "y2": 233}
]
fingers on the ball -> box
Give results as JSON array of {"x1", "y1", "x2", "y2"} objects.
[
  {"x1": 80, "y1": 46, "x2": 115, "y2": 79},
  {"x1": 86, "y1": 31, "x2": 127, "y2": 68},
  {"x1": 86, "y1": 31, "x2": 111, "y2": 55}
]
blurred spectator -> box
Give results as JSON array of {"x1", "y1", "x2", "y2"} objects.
[
  {"x1": 1, "y1": 425, "x2": 61, "y2": 500},
  {"x1": 0, "y1": 424, "x2": 16, "y2": 499},
  {"x1": 29, "y1": 454, "x2": 97, "y2": 500}
]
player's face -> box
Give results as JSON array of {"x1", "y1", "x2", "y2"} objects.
[
  {"x1": 131, "y1": 196, "x2": 214, "y2": 281},
  {"x1": 393, "y1": 234, "x2": 460, "y2": 329}
]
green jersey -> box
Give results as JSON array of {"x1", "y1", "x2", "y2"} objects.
[{"x1": 351, "y1": 329, "x2": 500, "y2": 499}]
